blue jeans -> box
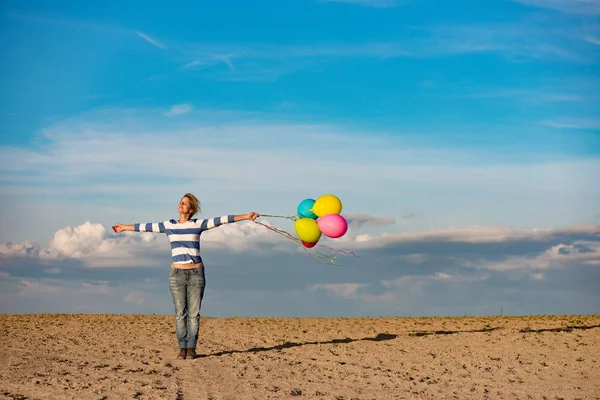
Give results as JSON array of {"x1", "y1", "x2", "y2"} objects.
[{"x1": 169, "y1": 267, "x2": 206, "y2": 349}]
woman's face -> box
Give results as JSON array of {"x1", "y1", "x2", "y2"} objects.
[{"x1": 178, "y1": 197, "x2": 192, "y2": 215}]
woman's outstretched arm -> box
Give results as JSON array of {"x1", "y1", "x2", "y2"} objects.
[
  {"x1": 112, "y1": 222, "x2": 166, "y2": 233},
  {"x1": 196, "y1": 212, "x2": 259, "y2": 232},
  {"x1": 234, "y1": 212, "x2": 260, "y2": 222}
]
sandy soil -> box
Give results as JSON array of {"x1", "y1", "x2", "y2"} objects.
[{"x1": 1, "y1": 314, "x2": 598, "y2": 400}]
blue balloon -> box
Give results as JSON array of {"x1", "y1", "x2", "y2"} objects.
[{"x1": 297, "y1": 198, "x2": 317, "y2": 219}]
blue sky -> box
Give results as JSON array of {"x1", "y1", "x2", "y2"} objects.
[{"x1": 0, "y1": 0, "x2": 599, "y2": 317}]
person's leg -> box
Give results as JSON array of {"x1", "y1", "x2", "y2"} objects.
[
  {"x1": 169, "y1": 268, "x2": 189, "y2": 358},
  {"x1": 186, "y1": 267, "x2": 206, "y2": 358}
]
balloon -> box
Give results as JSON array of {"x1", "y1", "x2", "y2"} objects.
[
  {"x1": 317, "y1": 214, "x2": 348, "y2": 238},
  {"x1": 297, "y1": 198, "x2": 317, "y2": 219},
  {"x1": 302, "y1": 240, "x2": 317, "y2": 248},
  {"x1": 294, "y1": 218, "x2": 322, "y2": 243},
  {"x1": 313, "y1": 194, "x2": 342, "y2": 217}
]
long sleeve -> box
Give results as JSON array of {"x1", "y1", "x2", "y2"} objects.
[
  {"x1": 195, "y1": 215, "x2": 235, "y2": 232},
  {"x1": 134, "y1": 222, "x2": 166, "y2": 233}
]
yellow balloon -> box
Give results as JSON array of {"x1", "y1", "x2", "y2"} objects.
[
  {"x1": 294, "y1": 218, "x2": 322, "y2": 243},
  {"x1": 313, "y1": 194, "x2": 342, "y2": 217}
]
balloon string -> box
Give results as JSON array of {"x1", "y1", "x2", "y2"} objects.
[
  {"x1": 315, "y1": 245, "x2": 359, "y2": 257},
  {"x1": 259, "y1": 214, "x2": 299, "y2": 221},
  {"x1": 254, "y1": 221, "x2": 299, "y2": 244},
  {"x1": 254, "y1": 221, "x2": 336, "y2": 265},
  {"x1": 254, "y1": 221, "x2": 356, "y2": 265}
]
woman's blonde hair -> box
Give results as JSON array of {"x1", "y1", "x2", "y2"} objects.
[{"x1": 183, "y1": 193, "x2": 200, "y2": 217}]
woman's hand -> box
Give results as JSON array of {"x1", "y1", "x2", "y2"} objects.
[
  {"x1": 112, "y1": 224, "x2": 125, "y2": 233},
  {"x1": 246, "y1": 212, "x2": 260, "y2": 221}
]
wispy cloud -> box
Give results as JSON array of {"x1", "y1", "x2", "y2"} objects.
[
  {"x1": 5, "y1": 109, "x2": 598, "y2": 195},
  {"x1": 476, "y1": 241, "x2": 600, "y2": 271},
  {"x1": 401, "y1": 212, "x2": 419, "y2": 220},
  {"x1": 346, "y1": 214, "x2": 396, "y2": 227},
  {"x1": 8, "y1": 12, "x2": 169, "y2": 50},
  {"x1": 135, "y1": 31, "x2": 167, "y2": 49},
  {"x1": 541, "y1": 118, "x2": 600, "y2": 130},
  {"x1": 456, "y1": 88, "x2": 588, "y2": 103},
  {"x1": 176, "y1": 21, "x2": 596, "y2": 83},
  {"x1": 164, "y1": 104, "x2": 193, "y2": 117},
  {"x1": 7, "y1": 11, "x2": 128, "y2": 34},
  {"x1": 582, "y1": 35, "x2": 600, "y2": 45},
  {"x1": 319, "y1": 0, "x2": 401, "y2": 8},
  {"x1": 311, "y1": 283, "x2": 370, "y2": 299},
  {"x1": 511, "y1": 0, "x2": 600, "y2": 15},
  {"x1": 1, "y1": 106, "x2": 598, "y2": 247},
  {"x1": 349, "y1": 224, "x2": 600, "y2": 248},
  {"x1": 180, "y1": 43, "x2": 409, "y2": 81},
  {"x1": 182, "y1": 54, "x2": 236, "y2": 72}
]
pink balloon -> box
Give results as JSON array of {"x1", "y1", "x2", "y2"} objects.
[{"x1": 317, "y1": 214, "x2": 348, "y2": 238}]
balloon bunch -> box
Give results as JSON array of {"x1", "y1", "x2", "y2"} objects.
[
  {"x1": 255, "y1": 193, "x2": 356, "y2": 265},
  {"x1": 295, "y1": 194, "x2": 348, "y2": 248}
]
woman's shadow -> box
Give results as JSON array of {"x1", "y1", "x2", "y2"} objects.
[{"x1": 195, "y1": 333, "x2": 397, "y2": 358}]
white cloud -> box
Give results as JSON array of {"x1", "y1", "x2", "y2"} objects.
[
  {"x1": 2, "y1": 217, "x2": 593, "y2": 272},
  {"x1": 0, "y1": 219, "x2": 300, "y2": 267},
  {"x1": 380, "y1": 275, "x2": 429, "y2": 289},
  {"x1": 0, "y1": 221, "x2": 165, "y2": 267},
  {"x1": 174, "y1": 16, "x2": 594, "y2": 83},
  {"x1": 0, "y1": 275, "x2": 165, "y2": 314},
  {"x1": 582, "y1": 36, "x2": 600, "y2": 45},
  {"x1": 182, "y1": 54, "x2": 237, "y2": 71},
  {"x1": 1, "y1": 219, "x2": 598, "y2": 315},
  {"x1": 345, "y1": 213, "x2": 396, "y2": 228},
  {"x1": 124, "y1": 291, "x2": 146, "y2": 305},
  {"x1": 380, "y1": 272, "x2": 490, "y2": 288},
  {"x1": 531, "y1": 272, "x2": 544, "y2": 280},
  {"x1": 541, "y1": 118, "x2": 600, "y2": 130},
  {"x1": 135, "y1": 31, "x2": 167, "y2": 49},
  {"x1": 476, "y1": 241, "x2": 600, "y2": 271},
  {"x1": 164, "y1": 104, "x2": 193, "y2": 117},
  {"x1": 310, "y1": 283, "x2": 397, "y2": 302},
  {"x1": 346, "y1": 224, "x2": 600, "y2": 250},
  {"x1": 311, "y1": 283, "x2": 368, "y2": 298},
  {"x1": 455, "y1": 88, "x2": 589, "y2": 104},
  {"x1": 4, "y1": 107, "x2": 599, "y2": 196},
  {"x1": 437, "y1": 272, "x2": 490, "y2": 282},
  {"x1": 18, "y1": 279, "x2": 64, "y2": 296},
  {"x1": 51, "y1": 221, "x2": 109, "y2": 257},
  {"x1": 1, "y1": 106, "x2": 599, "y2": 247},
  {"x1": 0, "y1": 240, "x2": 44, "y2": 258}
]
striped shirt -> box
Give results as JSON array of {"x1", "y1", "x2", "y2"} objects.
[{"x1": 134, "y1": 215, "x2": 235, "y2": 265}]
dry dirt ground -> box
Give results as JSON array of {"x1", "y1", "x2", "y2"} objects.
[{"x1": 1, "y1": 314, "x2": 598, "y2": 400}]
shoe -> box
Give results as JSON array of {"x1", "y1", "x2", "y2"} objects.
[
  {"x1": 186, "y1": 348, "x2": 197, "y2": 359},
  {"x1": 177, "y1": 348, "x2": 187, "y2": 360}
]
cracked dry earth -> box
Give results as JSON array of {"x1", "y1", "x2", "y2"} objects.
[{"x1": 1, "y1": 314, "x2": 599, "y2": 400}]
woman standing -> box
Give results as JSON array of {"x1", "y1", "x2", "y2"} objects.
[{"x1": 112, "y1": 193, "x2": 259, "y2": 360}]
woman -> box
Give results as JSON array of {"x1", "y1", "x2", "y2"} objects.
[{"x1": 112, "y1": 193, "x2": 259, "y2": 360}]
